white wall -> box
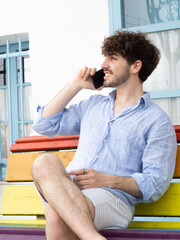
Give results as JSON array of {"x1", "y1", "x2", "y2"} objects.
[
  {"x1": 29, "y1": 0, "x2": 110, "y2": 113},
  {"x1": 0, "y1": 0, "x2": 110, "y2": 117}
]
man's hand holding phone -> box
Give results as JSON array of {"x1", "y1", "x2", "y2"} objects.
[
  {"x1": 91, "y1": 69, "x2": 105, "y2": 89},
  {"x1": 72, "y1": 67, "x2": 104, "y2": 90}
]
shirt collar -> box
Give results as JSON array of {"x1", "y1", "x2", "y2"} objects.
[
  {"x1": 139, "y1": 92, "x2": 151, "y2": 109},
  {"x1": 106, "y1": 90, "x2": 151, "y2": 110}
]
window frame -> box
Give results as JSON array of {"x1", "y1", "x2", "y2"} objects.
[
  {"x1": 108, "y1": 0, "x2": 180, "y2": 100},
  {"x1": 0, "y1": 40, "x2": 31, "y2": 180}
]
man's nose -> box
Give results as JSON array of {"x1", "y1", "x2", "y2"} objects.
[{"x1": 101, "y1": 59, "x2": 109, "y2": 69}]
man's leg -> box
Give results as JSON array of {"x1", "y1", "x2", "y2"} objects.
[
  {"x1": 32, "y1": 153, "x2": 106, "y2": 240},
  {"x1": 45, "y1": 203, "x2": 77, "y2": 240}
]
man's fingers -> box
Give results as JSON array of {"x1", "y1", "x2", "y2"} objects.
[
  {"x1": 81, "y1": 66, "x2": 88, "y2": 78},
  {"x1": 84, "y1": 68, "x2": 92, "y2": 80},
  {"x1": 81, "y1": 67, "x2": 92, "y2": 80},
  {"x1": 77, "y1": 180, "x2": 91, "y2": 189},
  {"x1": 90, "y1": 68, "x2": 97, "y2": 76},
  {"x1": 69, "y1": 168, "x2": 90, "y2": 176},
  {"x1": 68, "y1": 169, "x2": 82, "y2": 175},
  {"x1": 81, "y1": 67, "x2": 97, "y2": 81},
  {"x1": 73, "y1": 174, "x2": 89, "y2": 182}
]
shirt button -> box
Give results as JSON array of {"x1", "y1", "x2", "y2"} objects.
[
  {"x1": 103, "y1": 139, "x2": 106, "y2": 143},
  {"x1": 96, "y1": 156, "x2": 99, "y2": 159}
]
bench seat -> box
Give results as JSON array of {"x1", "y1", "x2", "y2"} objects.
[{"x1": 0, "y1": 129, "x2": 180, "y2": 237}]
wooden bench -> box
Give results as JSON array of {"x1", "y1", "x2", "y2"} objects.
[{"x1": 0, "y1": 126, "x2": 180, "y2": 239}]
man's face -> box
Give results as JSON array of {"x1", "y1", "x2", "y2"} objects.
[{"x1": 101, "y1": 54, "x2": 131, "y2": 88}]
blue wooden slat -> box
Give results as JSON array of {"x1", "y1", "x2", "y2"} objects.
[
  {"x1": 126, "y1": 20, "x2": 180, "y2": 34},
  {"x1": 10, "y1": 57, "x2": 19, "y2": 144},
  {"x1": 0, "y1": 51, "x2": 29, "y2": 59},
  {"x1": 133, "y1": 216, "x2": 180, "y2": 222},
  {"x1": 171, "y1": 179, "x2": 180, "y2": 183},
  {"x1": 150, "y1": 89, "x2": 180, "y2": 99},
  {"x1": 0, "y1": 122, "x2": 8, "y2": 125},
  {"x1": 108, "y1": 0, "x2": 125, "y2": 35},
  {"x1": 6, "y1": 41, "x2": 13, "y2": 149},
  {"x1": 0, "y1": 86, "x2": 7, "y2": 89},
  {"x1": 17, "y1": 82, "x2": 31, "y2": 87},
  {"x1": 18, "y1": 39, "x2": 25, "y2": 137},
  {"x1": 18, "y1": 120, "x2": 33, "y2": 124}
]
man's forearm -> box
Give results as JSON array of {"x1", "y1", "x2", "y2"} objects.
[
  {"x1": 42, "y1": 82, "x2": 81, "y2": 118},
  {"x1": 42, "y1": 67, "x2": 97, "y2": 118},
  {"x1": 105, "y1": 174, "x2": 142, "y2": 198}
]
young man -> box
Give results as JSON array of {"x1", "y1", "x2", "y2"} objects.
[{"x1": 32, "y1": 31, "x2": 177, "y2": 240}]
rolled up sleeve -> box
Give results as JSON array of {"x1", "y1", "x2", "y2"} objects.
[
  {"x1": 32, "y1": 103, "x2": 82, "y2": 137},
  {"x1": 131, "y1": 116, "x2": 177, "y2": 203}
]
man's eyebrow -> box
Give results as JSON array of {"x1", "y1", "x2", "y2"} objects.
[{"x1": 107, "y1": 53, "x2": 119, "y2": 57}]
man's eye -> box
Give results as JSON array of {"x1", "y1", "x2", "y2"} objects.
[{"x1": 111, "y1": 56, "x2": 117, "y2": 60}]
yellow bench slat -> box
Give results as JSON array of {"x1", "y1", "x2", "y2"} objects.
[
  {"x1": 174, "y1": 145, "x2": 180, "y2": 177},
  {"x1": 1, "y1": 183, "x2": 180, "y2": 217},
  {"x1": 134, "y1": 183, "x2": 180, "y2": 216},
  {"x1": 0, "y1": 186, "x2": 44, "y2": 215},
  {"x1": 5, "y1": 151, "x2": 76, "y2": 181},
  {"x1": 0, "y1": 219, "x2": 46, "y2": 227},
  {"x1": 5, "y1": 146, "x2": 180, "y2": 182},
  {"x1": 129, "y1": 221, "x2": 180, "y2": 229}
]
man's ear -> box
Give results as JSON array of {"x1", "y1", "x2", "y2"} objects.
[{"x1": 131, "y1": 60, "x2": 142, "y2": 73}]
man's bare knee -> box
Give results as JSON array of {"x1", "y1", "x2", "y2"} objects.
[
  {"x1": 32, "y1": 153, "x2": 64, "y2": 178},
  {"x1": 32, "y1": 152, "x2": 71, "y2": 188}
]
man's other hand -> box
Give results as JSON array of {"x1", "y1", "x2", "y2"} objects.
[{"x1": 68, "y1": 169, "x2": 107, "y2": 189}]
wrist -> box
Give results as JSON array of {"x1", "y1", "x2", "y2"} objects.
[
  {"x1": 103, "y1": 174, "x2": 116, "y2": 188},
  {"x1": 69, "y1": 80, "x2": 82, "y2": 92}
]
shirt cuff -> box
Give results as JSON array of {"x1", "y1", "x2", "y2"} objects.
[
  {"x1": 36, "y1": 105, "x2": 63, "y2": 120},
  {"x1": 130, "y1": 172, "x2": 157, "y2": 203}
]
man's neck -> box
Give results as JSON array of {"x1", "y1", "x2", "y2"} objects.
[{"x1": 113, "y1": 79, "x2": 143, "y2": 117}]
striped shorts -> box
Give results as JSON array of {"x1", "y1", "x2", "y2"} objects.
[{"x1": 82, "y1": 188, "x2": 133, "y2": 230}]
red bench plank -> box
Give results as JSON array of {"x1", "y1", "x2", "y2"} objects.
[
  {"x1": 10, "y1": 135, "x2": 79, "y2": 152},
  {"x1": 176, "y1": 133, "x2": 180, "y2": 142},
  {"x1": 10, "y1": 125, "x2": 180, "y2": 152},
  {"x1": 174, "y1": 125, "x2": 180, "y2": 133},
  {"x1": 14, "y1": 135, "x2": 79, "y2": 144}
]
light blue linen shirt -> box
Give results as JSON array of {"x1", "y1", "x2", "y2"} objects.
[{"x1": 32, "y1": 91, "x2": 177, "y2": 213}]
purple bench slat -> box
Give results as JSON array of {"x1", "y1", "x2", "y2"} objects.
[
  {"x1": 1, "y1": 227, "x2": 180, "y2": 239},
  {"x1": 0, "y1": 227, "x2": 45, "y2": 240},
  {"x1": 100, "y1": 229, "x2": 180, "y2": 239}
]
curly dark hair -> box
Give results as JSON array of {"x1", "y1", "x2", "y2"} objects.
[{"x1": 101, "y1": 31, "x2": 160, "y2": 82}]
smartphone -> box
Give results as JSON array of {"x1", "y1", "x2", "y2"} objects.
[{"x1": 91, "y1": 69, "x2": 105, "y2": 89}]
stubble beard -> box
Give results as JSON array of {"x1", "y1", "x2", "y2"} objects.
[{"x1": 103, "y1": 66, "x2": 130, "y2": 88}]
